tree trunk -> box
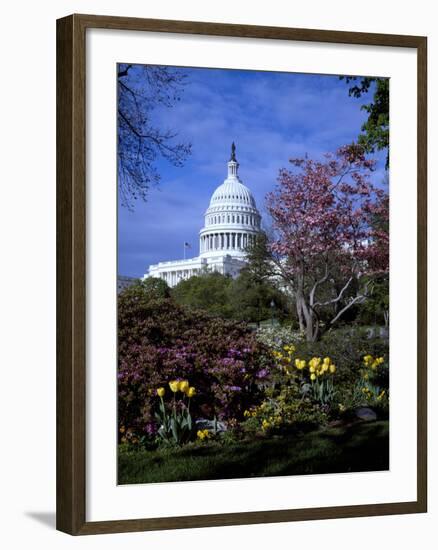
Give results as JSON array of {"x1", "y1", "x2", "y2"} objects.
[
  {"x1": 297, "y1": 293, "x2": 319, "y2": 342},
  {"x1": 296, "y1": 299, "x2": 305, "y2": 333}
]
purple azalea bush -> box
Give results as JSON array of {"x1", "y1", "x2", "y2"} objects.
[{"x1": 118, "y1": 284, "x2": 272, "y2": 440}]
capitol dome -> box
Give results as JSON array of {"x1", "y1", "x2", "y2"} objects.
[
  {"x1": 145, "y1": 143, "x2": 262, "y2": 286},
  {"x1": 199, "y1": 143, "x2": 261, "y2": 259},
  {"x1": 209, "y1": 179, "x2": 257, "y2": 208}
]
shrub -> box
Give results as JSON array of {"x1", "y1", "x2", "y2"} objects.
[
  {"x1": 118, "y1": 285, "x2": 273, "y2": 441},
  {"x1": 291, "y1": 328, "x2": 389, "y2": 387},
  {"x1": 256, "y1": 326, "x2": 302, "y2": 350},
  {"x1": 257, "y1": 326, "x2": 389, "y2": 421},
  {"x1": 242, "y1": 385, "x2": 329, "y2": 435}
]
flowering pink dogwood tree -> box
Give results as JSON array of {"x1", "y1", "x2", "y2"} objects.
[{"x1": 266, "y1": 145, "x2": 389, "y2": 342}]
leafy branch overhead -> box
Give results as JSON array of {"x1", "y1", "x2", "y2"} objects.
[
  {"x1": 117, "y1": 64, "x2": 192, "y2": 208},
  {"x1": 340, "y1": 76, "x2": 389, "y2": 168}
]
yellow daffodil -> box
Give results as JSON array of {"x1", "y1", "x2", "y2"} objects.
[
  {"x1": 197, "y1": 429, "x2": 210, "y2": 440},
  {"x1": 156, "y1": 387, "x2": 165, "y2": 398}
]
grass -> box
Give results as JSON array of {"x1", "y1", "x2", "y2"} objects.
[{"x1": 118, "y1": 420, "x2": 389, "y2": 485}]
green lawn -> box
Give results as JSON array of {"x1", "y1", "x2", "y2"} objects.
[{"x1": 118, "y1": 420, "x2": 389, "y2": 485}]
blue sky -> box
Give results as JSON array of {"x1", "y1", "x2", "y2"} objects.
[{"x1": 118, "y1": 67, "x2": 386, "y2": 277}]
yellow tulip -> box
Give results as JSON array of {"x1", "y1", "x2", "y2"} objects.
[
  {"x1": 323, "y1": 357, "x2": 331, "y2": 365},
  {"x1": 186, "y1": 386, "x2": 196, "y2": 398},
  {"x1": 310, "y1": 373, "x2": 316, "y2": 381},
  {"x1": 329, "y1": 364, "x2": 336, "y2": 374},
  {"x1": 178, "y1": 380, "x2": 189, "y2": 393},
  {"x1": 157, "y1": 387, "x2": 165, "y2": 398},
  {"x1": 169, "y1": 380, "x2": 180, "y2": 393},
  {"x1": 309, "y1": 365, "x2": 315, "y2": 373}
]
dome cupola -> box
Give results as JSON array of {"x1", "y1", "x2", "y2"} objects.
[{"x1": 199, "y1": 143, "x2": 261, "y2": 259}]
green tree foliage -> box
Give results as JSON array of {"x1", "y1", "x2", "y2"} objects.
[
  {"x1": 341, "y1": 77, "x2": 389, "y2": 168},
  {"x1": 227, "y1": 269, "x2": 289, "y2": 325},
  {"x1": 171, "y1": 267, "x2": 290, "y2": 325},
  {"x1": 141, "y1": 277, "x2": 171, "y2": 299},
  {"x1": 356, "y1": 275, "x2": 389, "y2": 327},
  {"x1": 172, "y1": 272, "x2": 234, "y2": 318},
  {"x1": 243, "y1": 232, "x2": 276, "y2": 284},
  {"x1": 120, "y1": 277, "x2": 171, "y2": 302}
]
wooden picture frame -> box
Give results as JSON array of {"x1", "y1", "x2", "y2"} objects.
[{"x1": 56, "y1": 13, "x2": 427, "y2": 535}]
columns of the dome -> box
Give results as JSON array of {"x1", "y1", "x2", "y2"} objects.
[{"x1": 228, "y1": 160, "x2": 238, "y2": 177}]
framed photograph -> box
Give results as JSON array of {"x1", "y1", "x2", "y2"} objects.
[{"x1": 56, "y1": 14, "x2": 427, "y2": 535}]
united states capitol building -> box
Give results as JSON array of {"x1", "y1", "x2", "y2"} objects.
[{"x1": 143, "y1": 144, "x2": 261, "y2": 287}]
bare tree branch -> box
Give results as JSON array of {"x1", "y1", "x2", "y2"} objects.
[{"x1": 329, "y1": 279, "x2": 373, "y2": 325}]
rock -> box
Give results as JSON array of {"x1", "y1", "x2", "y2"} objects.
[
  {"x1": 195, "y1": 418, "x2": 227, "y2": 433},
  {"x1": 355, "y1": 407, "x2": 377, "y2": 421}
]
